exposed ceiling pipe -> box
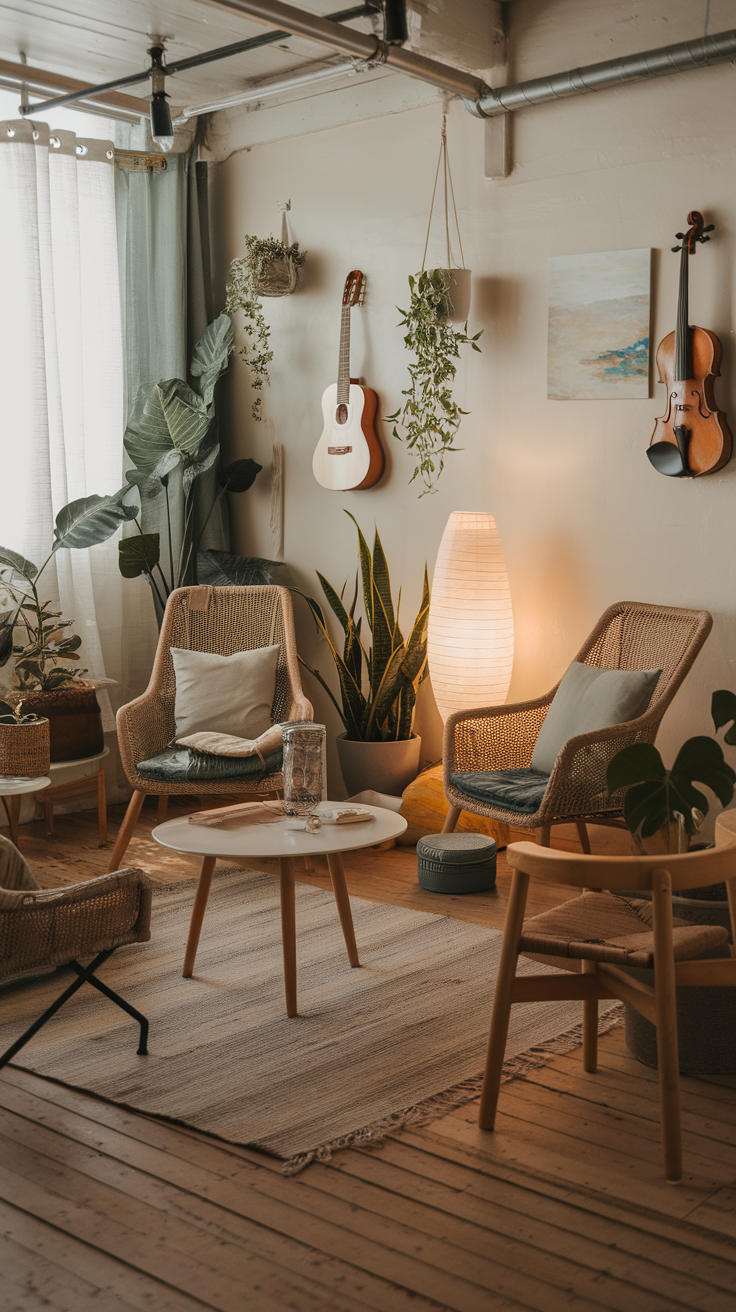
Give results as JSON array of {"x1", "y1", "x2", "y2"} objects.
[
  {"x1": 198, "y1": 0, "x2": 488, "y2": 99},
  {"x1": 0, "y1": 57, "x2": 149, "y2": 119},
  {"x1": 466, "y1": 27, "x2": 736, "y2": 116}
]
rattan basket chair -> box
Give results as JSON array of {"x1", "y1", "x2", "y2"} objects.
[
  {"x1": 0, "y1": 835, "x2": 151, "y2": 1069},
  {"x1": 442, "y1": 601, "x2": 712, "y2": 849},
  {"x1": 108, "y1": 585, "x2": 312, "y2": 872},
  {"x1": 479, "y1": 840, "x2": 736, "y2": 1182}
]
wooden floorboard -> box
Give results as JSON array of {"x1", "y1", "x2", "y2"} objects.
[{"x1": 2, "y1": 803, "x2": 736, "y2": 1310}]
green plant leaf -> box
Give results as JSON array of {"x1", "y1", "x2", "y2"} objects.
[
  {"x1": 371, "y1": 526, "x2": 395, "y2": 634},
  {"x1": 124, "y1": 379, "x2": 212, "y2": 473},
  {"x1": 197, "y1": 550, "x2": 281, "y2": 587},
  {"x1": 606, "y1": 743, "x2": 667, "y2": 795},
  {"x1": 118, "y1": 534, "x2": 161, "y2": 579},
  {"x1": 52, "y1": 488, "x2": 138, "y2": 552},
  {"x1": 609, "y1": 734, "x2": 735, "y2": 840},
  {"x1": 183, "y1": 441, "x2": 220, "y2": 496},
  {"x1": 0, "y1": 547, "x2": 38, "y2": 581},
  {"x1": 190, "y1": 314, "x2": 234, "y2": 407},
  {"x1": 672, "y1": 735, "x2": 736, "y2": 807},
  {"x1": 0, "y1": 623, "x2": 14, "y2": 666},
  {"x1": 218, "y1": 457, "x2": 262, "y2": 493},
  {"x1": 712, "y1": 689, "x2": 736, "y2": 745}
]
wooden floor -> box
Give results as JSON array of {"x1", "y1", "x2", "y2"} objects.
[{"x1": 2, "y1": 799, "x2": 736, "y2": 1312}]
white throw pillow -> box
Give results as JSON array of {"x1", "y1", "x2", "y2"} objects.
[
  {"x1": 171, "y1": 645, "x2": 279, "y2": 742},
  {"x1": 530, "y1": 661, "x2": 662, "y2": 774}
]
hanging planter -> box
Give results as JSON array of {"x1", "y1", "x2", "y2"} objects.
[
  {"x1": 389, "y1": 114, "x2": 482, "y2": 496},
  {"x1": 226, "y1": 235, "x2": 307, "y2": 419}
]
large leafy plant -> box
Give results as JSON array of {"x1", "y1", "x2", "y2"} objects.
[
  {"x1": 606, "y1": 690, "x2": 736, "y2": 849},
  {"x1": 119, "y1": 314, "x2": 276, "y2": 611},
  {"x1": 0, "y1": 490, "x2": 138, "y2": 690},
  {"x1": 225, "y1": 236, "x2": 306, "y2": 420},
  {"x1": 300, "y1": 513, "x2": 429, "y2": 743},
  {"x1": 388, "y1": 269, "x2": 482, "y2": 497}
]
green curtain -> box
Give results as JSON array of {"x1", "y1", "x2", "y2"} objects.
[{"x1": 114, "y1": 148, "x2": 228, "y2": 608}]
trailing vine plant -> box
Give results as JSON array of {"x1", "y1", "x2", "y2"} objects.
[
  {"x1": 225, "y1": 235, "x2": 306, "y2": 419},
  {"x1": 388, "y1": 269, "x2": 482, "y2": 496}
]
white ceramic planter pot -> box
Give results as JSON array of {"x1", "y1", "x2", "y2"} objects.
[{"x1": 336, "y1": 733, "x2": 421, "y2": 799}]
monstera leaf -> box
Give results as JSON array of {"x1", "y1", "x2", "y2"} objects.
[
  {"x1": 52, "y1": 488, "x2": 139, "y2": 552},
  {"x1": 190, "y1": 314, "x2": 234, "y2": 407},
  {"x1": 118, "y1": 534, "x2": 161, "y2": 579},
  {"x1": 607, "y1": 737, "x2": 736, "y2": 839},
  {"x1": 197, "y1": 550, "x2": 281, "y2": 588},
  {"x1": 712, "y1": 689, "x2": 736, "y2": 746},
  {"x1": 124, "y1": 379, "x2": 212, "y2": 473}
]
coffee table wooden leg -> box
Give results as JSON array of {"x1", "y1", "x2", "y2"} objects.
[
  {"x1": 326, "y1": 851, "x2": 360, "y2": 968},
  {"x1": 8, "y1": 796, "x2": 21, "y2": 846},
  {"x1": 183, "y1": 855, "x2": 217, "y2": 978},
  {"x1": 97, "y1": 769, "x2": 107, "y2": 846},
  {"x1": 279, "y1": 856, "x2": 298, "y2": 1017}
]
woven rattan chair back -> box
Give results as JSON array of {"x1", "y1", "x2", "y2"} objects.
[{"x1": 574, "y1": 601, "x2": 710, "y2": 714}]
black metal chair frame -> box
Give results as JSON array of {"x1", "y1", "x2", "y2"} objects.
[{"x1": 0, "y1": 948, "x2": 149, "y2": 1071}]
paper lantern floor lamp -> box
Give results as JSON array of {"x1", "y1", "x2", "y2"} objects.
[{"x1": 428, "y1": 511, "x2": 514, "y2": 721}]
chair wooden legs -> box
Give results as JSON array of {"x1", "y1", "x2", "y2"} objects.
[
  {"x1": 157, "y1": 795, "x2": 169, "y2": 822},
  {"x1": 576, "y1": 821, "x2": 591, "y2": 854},
  {"x1": 538, "y1": 823, "x2": 551, "y2": 847},
  {"x1": 442, "y1": 805, "x2": 461, "y2": 834},
  {"x1": 582, "y1": 960, "x2": 598, "y2": 1072},
  {"x1": 478, "y1": 868, "x2": 530, "y2": 1130},
  {"x1": 327, "y1": 851, "x2": 360, "y2": 967},
  {"x1": 107, "y1": 790, "x2": 145, "y2": 872},
  {"x1": 652, "y1": 867, "x2": 683, "y2": 1182},
  {"x1": 183, "y1": 855, "x2": 217, "y2": 978},
  {"x1": 279, "y1": 856, "x2": 298, "y2": 1017}
]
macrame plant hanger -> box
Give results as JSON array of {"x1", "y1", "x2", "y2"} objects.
[{"x1": 421, "y1": 104, "x2": 466, "y2": 275}]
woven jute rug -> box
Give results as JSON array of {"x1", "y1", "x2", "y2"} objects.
[{"x1": 0, "y1": 869, "x2": 620, "y2": 1171}]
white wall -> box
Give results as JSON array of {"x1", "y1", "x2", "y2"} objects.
[{"x1": 210, "y1": 0, "x2": 736, "y2": 805}]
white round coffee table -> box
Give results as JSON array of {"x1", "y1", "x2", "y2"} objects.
[
  {"x1": 152, "y1": 803, "x2": 407, "y2": 1016},
  {"x1": 0, "y1": 775, "x2": 51, "y2": 845}
]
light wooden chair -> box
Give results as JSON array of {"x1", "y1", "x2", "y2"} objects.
[
  {"x1": 479, "y1": 841, "x2": 736, "y2": 1182},
  {"x1": 442, "y1": 601, "x2": 712, "y2": 849},
  {"x1": 0, "y1": 834, "x2": 151, "y2": 1069},
  {"x1": 108, "y1": 585, "x2": 313, "y2": 872}
]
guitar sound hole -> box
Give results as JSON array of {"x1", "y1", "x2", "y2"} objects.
[{"x1": 336, "y1": 404, "x2": 348, "y2": 425}]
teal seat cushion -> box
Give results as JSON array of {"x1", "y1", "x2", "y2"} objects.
[
  {"x1": 449, "y1": 767, "x2": 550, "y2": 814},
  {"x1": 136, "y1": 747, "x2": 283, "y2": 784}
]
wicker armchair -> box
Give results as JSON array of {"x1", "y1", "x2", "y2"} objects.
[
  {"x1": 0, "y1": 835, "x2": 151, "y2": 1069},
  {"x1": 443, "y1": 601, "x2": 712, "y2": 848},
  {"x1": 108, "y1": 584, "x2": 313, "y2": 872}
]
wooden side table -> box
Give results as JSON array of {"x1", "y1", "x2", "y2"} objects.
[
  {"x1": 0, "y1": 775, "x2": 51, "y2": 845},
  {"x1": 38, "y1": 747, "x2": 110, "y2": 846}
]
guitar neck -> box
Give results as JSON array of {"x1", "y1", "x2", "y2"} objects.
[{"x1": 337, "y1": 305, "x2": 351, "y2": 404}]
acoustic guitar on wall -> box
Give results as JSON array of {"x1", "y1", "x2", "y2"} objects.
[{"x1": 312, "y1": 270, "x2": 385, "y2": 491}]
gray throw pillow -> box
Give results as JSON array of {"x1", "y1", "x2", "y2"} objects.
[
  {"x1": 530, "y1": 661, "x2": 661, "y2": 774},
  {"x1": 171, "y1": 645, "x2": 279, "y2": 741}
]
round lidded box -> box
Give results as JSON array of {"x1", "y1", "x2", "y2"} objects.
[{"x1": 417, "y1": 832, "x2": 497, "y2": 894}]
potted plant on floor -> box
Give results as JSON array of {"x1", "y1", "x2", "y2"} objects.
[
  {"x1": 606, "y1": 693, "x2": 736, "y2": 1073},
  {"x1": 299, "y1": 512, "x2": 429, "y2": 797}
]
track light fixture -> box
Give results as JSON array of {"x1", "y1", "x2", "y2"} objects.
[{"x1": 149, "y1": 43, "x2": 174, "y2": 152}]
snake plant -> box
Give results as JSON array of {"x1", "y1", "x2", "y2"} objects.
[{"x1": 300, "y1": 512, "x2": 429, "y2": 743}]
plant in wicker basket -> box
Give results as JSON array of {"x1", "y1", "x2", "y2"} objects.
[
  {"x1": 0, "y1": 699, "x2": 50, "y2": 776},
  {"x1": 225, "y1": 236, "x2": 306, "y2": 420}
]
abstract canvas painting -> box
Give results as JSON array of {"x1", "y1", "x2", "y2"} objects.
[{"x1": 548, "y1": 248, "x2": 651, "y2": 400}]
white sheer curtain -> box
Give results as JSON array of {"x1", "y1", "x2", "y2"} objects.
[{"x1": 0, "y1": 120, "x2": 153, "y2": 728}]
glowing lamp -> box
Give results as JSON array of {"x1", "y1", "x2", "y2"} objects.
[{"x1": 428, "y1": 511, "x2": 514, "y2": 721}]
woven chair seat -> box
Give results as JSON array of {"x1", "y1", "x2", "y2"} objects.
[{"x1": 520, "y1": 891, "x2": 728, "y2": 969}]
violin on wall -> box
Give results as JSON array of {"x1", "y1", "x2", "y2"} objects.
[{"x1": 648, "y1": 211, "x2": 732, "y2": 478}]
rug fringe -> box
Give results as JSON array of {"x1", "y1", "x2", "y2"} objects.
[{"x1": 282, "y1": 1004, "x2": 624, "y2": 1175}]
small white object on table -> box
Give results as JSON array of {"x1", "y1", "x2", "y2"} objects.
[
  {"x1": 0, "y1": 775, "x2": 51, "y2": 845},
  {"x1": 153, "y1": 802, "x2": 407, "y2": 1016}
]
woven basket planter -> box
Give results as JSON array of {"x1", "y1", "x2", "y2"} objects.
[
  {"x1": 255, "y1": 255, "x2": 302, "y2": 298},
  {"x1": 0, "y1": 717, "x2": 50, "y2": 776},
  {"x1": 13, "y1": 684, "x2": 103, "y2": 762}
]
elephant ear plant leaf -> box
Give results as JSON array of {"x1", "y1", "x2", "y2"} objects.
[
  {"x1": 388, "y1": 270, "x2": 483, "y2": 497},
  {"x1": 606, "y1": 694, "x2": 736, "y2": 851},
  {"x1": 299, "y1": 512, "x2": 430, "y2": 743}
]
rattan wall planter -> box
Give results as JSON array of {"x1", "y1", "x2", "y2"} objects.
[{"x1": 0, "y1": 718, "x2": 50, "y2": 777}]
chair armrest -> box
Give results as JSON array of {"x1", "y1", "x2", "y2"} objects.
[
  {"x1": 287, "y1": 695, "x2": 314, "y2": 722},
  {"x1": 0, "y1": 868, "x2": 152, "y2": 980},
  {"x1": 538, "y1": 705, "x2": 664, "y2": 822},
  {"x1": 117, "y1": 690, "x2": 174, "y2": 785},
  {"x1": 443, "y1": 692, "x2": 555, "y2": 778}
]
